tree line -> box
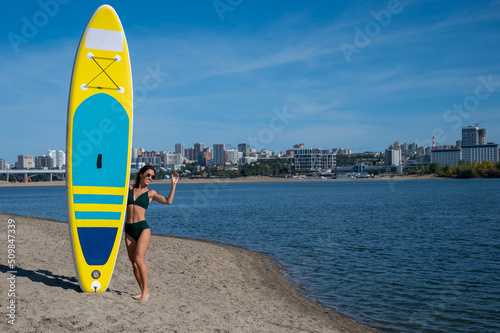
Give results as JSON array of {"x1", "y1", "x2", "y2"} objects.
[
  {"x1": 180, "y1": 159, "x2": 294, "y2": 178},
  {"x1": 182, "y1": 158, "x2": 500, "y2": 179},
  {"x1": 408, "y1": 161, "x2": 500, "y2": 178}
]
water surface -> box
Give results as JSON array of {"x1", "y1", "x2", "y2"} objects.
[{"x1": 1, "y1": 179, "x2": 499, "y2": 332}]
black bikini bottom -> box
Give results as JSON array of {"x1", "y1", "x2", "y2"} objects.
[{"x1": 125, "y1": 220, "x2": 149, "y2": 241}]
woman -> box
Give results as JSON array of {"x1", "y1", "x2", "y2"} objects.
[{"x1": 125, "y1": 165, "x2": 179, "y2": 301}]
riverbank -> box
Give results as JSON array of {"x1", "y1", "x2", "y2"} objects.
[
  {"x1": 0, "y1": 174, "x2": 445, "y2": 187},
  {"x1": 0, "y1": 213, "x2": 375, "y2": 332}
]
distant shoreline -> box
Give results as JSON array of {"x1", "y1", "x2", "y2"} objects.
[{"x1": 0, "y1": 174, "x2": 448, "y2": 188}]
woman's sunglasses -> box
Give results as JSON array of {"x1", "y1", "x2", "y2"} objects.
[{"x1": 145, "y1": 173, "x2": 155, "y2": 180}]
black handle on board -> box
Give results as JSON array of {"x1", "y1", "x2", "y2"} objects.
[{"x1": 97, "y1": 154, "x2": 102, "y2": 169}]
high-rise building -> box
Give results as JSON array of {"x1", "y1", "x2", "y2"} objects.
[
  {"x1": 238, "y1": 143, "x2": 250, "y2": 157},
  {"x1": 185, "y1": 148, "x2": 195, "y2": 161},
  {"x1": 132, "y1": 148, "x2": 139, "y2": 161},
  {"x1": 479, "y1": 128, "x2": 487, "y2": 145},
  {"x1": 194, "y1": 143, "x2": 204, "y2": 164},
  {"x1": 35, "y1": 155, "x2": 54, "y2": 169},
  {"x1": 462, "y1": 125, "x2": 486, "y2": 146},
  {"x1": 462, "y1": 126, "x2": 477, "y2": 145},
  {"x1": 198, "y1": 149, "x2": 212, "y2": 166},
  {"x1": 47, "y1": 149, "x2": 65, "y2": 168},
  {"x1": 57, "y1": 150, "x2": 66, "y2": 168},
  {"x1": 162, "y1": 152, "x2": 183, "y2": 167},
  {"x1": 136, "y1": 150, "x2": 161, "y2": 165},
  {"x1": 213, "y1": 143, "x2": 226, "y2": 165},
  {"x1": 385, "y1": 148, "x2": 402, "y2": 166},
  {"x1": 47, "y1": 149, "x2": 56, "y2": 165},
  {"x1": 175, "y1": 143, "x2": 185, "y2": 157},
  {"x1": 18, "y1": 155, "x2": 34, "y2": 169},
  {"x1": 294, "y1": 147, "x2": 336, "y2": 171},
  {"x1": 226, "y1": 149, "x2": 242, "y2": 165}
]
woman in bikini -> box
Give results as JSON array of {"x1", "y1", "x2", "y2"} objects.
[{"x1": 125, "y1": 165, "x2": 179, "y2": 301}]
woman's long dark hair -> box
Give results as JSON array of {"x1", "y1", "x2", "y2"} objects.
[{"x1": 133, "y1": 165, "x2": 156, "y2": 188}]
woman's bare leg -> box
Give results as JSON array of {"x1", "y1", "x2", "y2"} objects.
[
  {"x1": 133, "y1": 229, "x2": 151, "y2": 301},
  {"x1": 125, "y1": 234, "x2": 144, "y2": 298}
]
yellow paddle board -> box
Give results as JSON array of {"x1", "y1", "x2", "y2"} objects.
[{"x1": 66, "y1": 5, "x2": 133, "y2": 292}]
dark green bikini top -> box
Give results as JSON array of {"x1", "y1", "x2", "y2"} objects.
[{"x1": 127, "y1": 188, "x2": 150, "y2": 210}]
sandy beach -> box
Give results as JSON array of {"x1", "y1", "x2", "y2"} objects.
[
  {"x1": 0, "y1": 213, "x2": 375, "y2": 332},
  {"x1": 0, "y1": 173, "x2": 444, "y2": 188}
]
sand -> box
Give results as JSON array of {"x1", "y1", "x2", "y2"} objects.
[
  {"x1": 0, "y1": 213, "x2": 375, "y2": 332},
  {"x1": 0, "y1": 173, "x2": 445, "y2": 188}
]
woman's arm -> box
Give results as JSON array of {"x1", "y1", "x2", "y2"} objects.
[{"x1": 152, "y1": 172, "x2": 179, "y2": 205}]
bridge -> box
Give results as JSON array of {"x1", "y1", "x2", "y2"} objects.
[{"x1": 0, "y1": 169, "x2": 66, "y2": 183}]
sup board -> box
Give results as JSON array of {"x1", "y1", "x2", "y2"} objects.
[{"x1": 66, "y1": 5, "x2": 133, "y2": 293}]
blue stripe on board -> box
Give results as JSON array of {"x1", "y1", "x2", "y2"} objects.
[
  {"x1": 73, "y1": 194, "x2": 123, "y2": 205},
  {"x1": 77, "y1": 227, "x2": 118, "y2": 265},
  {"x1": 71, "y1": 93, "x2": 130, "y2": 188},
  {"x1": 75, "y1": 211, "x2": 122, "y2": 220}
]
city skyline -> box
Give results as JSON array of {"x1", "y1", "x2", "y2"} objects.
[
  {"x1": 0, "y1": 132, "x2": 474, "y2": 167},
  {"x1": 4, "y1": 121, "x2": 497, "y2": 166},
  {"x1": 6, "y1": 123, "x2": 500, "y2": 170},
  {"x1": 1, "y1": 1, "x2": 500, "y2": 164},
  {"x1": 0, "y1": 141, "x2": 365, "y2": 166}
]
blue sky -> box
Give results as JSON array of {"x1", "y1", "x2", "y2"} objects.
[{"x1": 1, "y1": 0, "x2": 500, "y2": 163}]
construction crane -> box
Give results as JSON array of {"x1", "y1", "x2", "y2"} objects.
[
  {"x1": 25, "y1": 174, "x2": 38, "y2": 182},
  {"x1": 475, "y1": 121, "x2": 485, "y2": 127}
]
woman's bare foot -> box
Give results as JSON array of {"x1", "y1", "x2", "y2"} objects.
[
  {"x1": 140, "y1": 291, "x2": 149, "y2": 301},
  {"x1": 132, "y1": 293, "x2": 142, "y2": 299}
]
